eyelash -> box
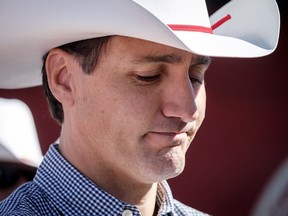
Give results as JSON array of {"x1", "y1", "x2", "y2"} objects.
[
  {"x1": 136, "y1": 74, "x2": 161, "y2": 83},
  {"x1": 189, "y1": 65, "x2": 205, "y2": 85},
  {"x1": 190, "y1": 76, "x2": 203, "y2": 85},
  {"x1": 136, "y1": 74, "x2": 202, "y2": 87}
]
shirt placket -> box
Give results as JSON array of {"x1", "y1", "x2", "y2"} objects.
[{"x1": 121, "y1": 204, "x2": 141, "y2": 216}]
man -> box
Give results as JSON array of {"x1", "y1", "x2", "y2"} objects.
[{"x1": 0, "y1": 0, "x2": 280, "y2": 215}]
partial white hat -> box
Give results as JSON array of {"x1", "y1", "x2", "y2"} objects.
[
  {"x1": 0, "y1": 143, "x2": 18, "y2": 164},
  {"x1": 0, "y1": 0, "x2": 280, "y2": 89},
  {"x1": 0, "y1": 98, "x2": 43, "y2": 167}
]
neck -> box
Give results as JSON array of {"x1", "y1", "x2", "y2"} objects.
[
  {"x1": 58, "y1": 130, "x2": 159, "y2": 216},
  {"x1": 118, "y1": 182, "x2": 158, "y2": 216},
  {"x1": 136, "y1": 185, "x2": 158, "y2": 216},
  {"x1": 88, "y1": 167, "x2": 159, "y2": 216}
]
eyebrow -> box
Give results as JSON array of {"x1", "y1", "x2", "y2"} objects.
[
  {"x1": 133, "y1": 54, "x2": 211, "y2": 66},
  {"x1": 195, "y1": 56, "x2": 212, "y2": 66},
  {"x1": 133, "y1": 54, "x2": 183, "y2": 64}
]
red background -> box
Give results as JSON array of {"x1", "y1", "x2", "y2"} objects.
[{"x1": 0, "y1": 1, "x2": 287, "y2": 215}]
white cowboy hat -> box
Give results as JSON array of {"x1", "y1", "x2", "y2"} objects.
[
  {"x1": 0, "y1": 98, "x2": 43, "y2": 167},
  {"x1": 0, "y1": 0, "x2": 280, "y2": 89}
]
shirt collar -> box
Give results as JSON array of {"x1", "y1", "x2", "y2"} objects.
[{"x1": 34, "y1": 144, "x2": 175, "y2": 216}]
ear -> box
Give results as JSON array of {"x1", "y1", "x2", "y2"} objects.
[{"x1": 45, "y1": 48, "x2": 75, "y2": 107}]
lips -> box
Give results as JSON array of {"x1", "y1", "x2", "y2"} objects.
[
  {"x1": 151, "y1": 124, "x2": 196, "y2": 139},
  {"x1": 144, "y1": 131, "x2": 190, "y2": 149},
  {"x1": 152, "y1": 132, "x2": 187, "y2": 138},
  {"x1": 143, "y1": 122, "x2": 197, "y2": 149}
]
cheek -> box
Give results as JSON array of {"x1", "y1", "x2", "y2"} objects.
[
  {"x1": 74, "y1": 84, "x2": 115, "y2": 137},
  {"x1": 117, "y1": 87, "x2": 160, "y2": 120},
  {"x1": 83, "y1": 91, "x2": 143, "y2": 135}
]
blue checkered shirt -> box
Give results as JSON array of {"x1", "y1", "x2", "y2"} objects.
[{"x1": 0, "y1": 144, "x2": 209, "y2": 215}]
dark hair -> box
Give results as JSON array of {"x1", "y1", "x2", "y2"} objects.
[{"x1": 42, "y1": 36, "x2": 112, "y2": 124}]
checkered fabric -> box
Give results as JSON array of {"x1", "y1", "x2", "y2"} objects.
[{"x1": 0, "y1": 144, "x2": 209, "y2": 216}]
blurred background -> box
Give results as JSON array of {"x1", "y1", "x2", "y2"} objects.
[{"x1": 0, "y1": 0, "x2": 287, "y2": 215}]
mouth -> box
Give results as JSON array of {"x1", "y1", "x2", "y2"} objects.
[
  {"x1": 151, "y1": 125, "x2": 196, "y2": 138},
  {"x1": 143, "y1": 122, "x2": 197, "y2": 150},
  {"x1": 151, "y1": 131, "x2": 187, "y2": 138},
  {"x1": 145, "y1": 131, "x2": 190, "y2": 148}
]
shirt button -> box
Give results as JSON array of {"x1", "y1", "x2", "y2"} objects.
[{"x1": 122, "y1": 209, "x2": 133, "y2": 216}]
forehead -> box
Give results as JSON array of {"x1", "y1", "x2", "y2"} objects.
[{"x1": 105, "y1": 36, "x2": 202, "y2": 64}]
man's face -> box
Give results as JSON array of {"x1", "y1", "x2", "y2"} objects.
[{"x1": 70, "y1": 36, "x2": 210, "y2": 184}]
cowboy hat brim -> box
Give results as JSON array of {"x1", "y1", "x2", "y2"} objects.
[
  {"x1": 0, "y1": 98, "x2": 43, "y2": 167},
  {"x1": 0, "y1": 0, "x2": 280, "y2": 89}
]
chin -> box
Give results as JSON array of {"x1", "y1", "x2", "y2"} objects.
[
  {"x1": 168, "y1": 163, "x2": 185, "y2": 179},
  {"x1": 141, "y1": 147, "x2": 187, "y2": 182},
  {"x1": 157, "y1": 157, "x2": 186, "y2": 181}
]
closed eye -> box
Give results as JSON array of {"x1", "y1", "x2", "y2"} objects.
[
  {"x1": 136, "y1": 74, "x2": 161, "y2": 83},
  {"x1": 190, "y1": 76, "x2": 202, "y2": 85}
]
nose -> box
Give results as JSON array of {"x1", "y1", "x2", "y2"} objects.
[{"x1": 161, "y1": 76, "x2": 199, "y2": 123}]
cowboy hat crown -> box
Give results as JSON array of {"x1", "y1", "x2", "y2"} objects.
[{"x1": 0, "y1": 0, "x2": 280, "y2": 89}]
